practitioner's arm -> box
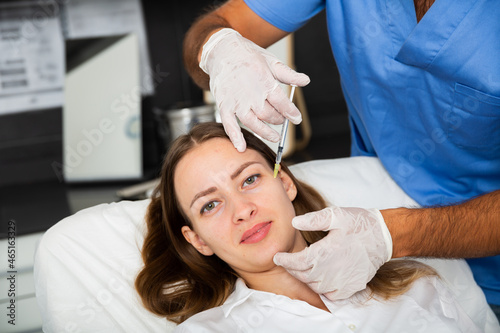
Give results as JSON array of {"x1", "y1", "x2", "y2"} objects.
[
  {"x1": 273, "y1": 190, "x2": 500, "y2": 301},
  {"x1": 383, "y1": 190, "x2": 500, "y2": 258},
  {"x1": 183, "y1": 0, "x2": 289, "y2": 89},
  {"x1": 182, "y1": 0, "x2": 309, "y2": 151}
]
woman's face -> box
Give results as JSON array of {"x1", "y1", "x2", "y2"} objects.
[{"x1": 174, "y1": 138, "x2": 306, "y2": 277}]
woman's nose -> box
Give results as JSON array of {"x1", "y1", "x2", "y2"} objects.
[{"x1": 232, "y1": 194, "x2": 256, "y2": 223}]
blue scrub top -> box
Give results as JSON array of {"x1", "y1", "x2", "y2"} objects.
[{"x1": 245, "y1": 0, "x2": 500, "y2": 305}]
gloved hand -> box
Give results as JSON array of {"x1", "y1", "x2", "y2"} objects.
[
  {"x1": 200, "y1": 28, "x2": 310, "y2": 152},
  {"x1": 273, "y1": 206, "x2": 393, "y2": 300}
]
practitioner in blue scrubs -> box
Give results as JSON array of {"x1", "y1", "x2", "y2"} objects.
[{"x1": 183, "y1": 0, "x2": 500, "y2": 319}]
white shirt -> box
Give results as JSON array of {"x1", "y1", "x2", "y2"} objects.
[{"x1": 174, "y1": 277, "x2": 481, "y2": 333}]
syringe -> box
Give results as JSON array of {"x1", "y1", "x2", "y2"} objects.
[{"x1": 273, "y1": 85, "x2": 297, "y2": 178}]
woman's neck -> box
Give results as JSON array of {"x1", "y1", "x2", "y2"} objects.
[{"x1": 241, "y1": 265, "x2": 330, "y2": 313}]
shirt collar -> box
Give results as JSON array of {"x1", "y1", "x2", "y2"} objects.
[
  {"x1": 221, "y1": 278, "x2": 338, "y2": 318},
  {"x1": 220, "y1": 279, "x2": 256, "y2": 317}
]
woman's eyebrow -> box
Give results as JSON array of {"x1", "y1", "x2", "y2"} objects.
[
  {"x1": 190, "y1": 187, "x2": 217, "y2": 208},
  {"x1": 230, "y1": 161, "x2": 260, "y2": 180},
  {"x1": 189, "y1": 161, "x2": 262, "y2": 208}
]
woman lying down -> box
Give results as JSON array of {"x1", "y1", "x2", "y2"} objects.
[{"x1": 135, "y1": 122, "x2": 480, "y2": 332}]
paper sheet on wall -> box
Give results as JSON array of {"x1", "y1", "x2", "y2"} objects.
[
  {"x1": 62, "y1": 0, "x2": 154, "y2": 96},
  {"x1": 0, "y1": 2, "x2": 64, "y2": 115}
]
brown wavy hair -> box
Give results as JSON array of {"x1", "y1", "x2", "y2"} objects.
[{"x1": 135, "y1": 122, "x2": 436, "y2": 324}]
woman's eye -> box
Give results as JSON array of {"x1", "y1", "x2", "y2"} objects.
[
  {"x1": 201, "y1": 201, "x2": 219, "y2": 214},
  {"x1": 243, "y1": 174, "x2": 259, "y2": 187}
]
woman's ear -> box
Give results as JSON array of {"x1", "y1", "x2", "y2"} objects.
[
  {"x1": 181, "y1": 226, "x2": 214, "y2": 256},
  {"x1": 279, "y1": 171, "x2": 297, "y2": 201}
]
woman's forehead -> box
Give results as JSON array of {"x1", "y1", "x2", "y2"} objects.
[
  {"x1": 179, "y1": 138, "x2": 263, "y2": 170},
  {"x1": 173, "y1": 138, "x2": 266, "y2": 194}
]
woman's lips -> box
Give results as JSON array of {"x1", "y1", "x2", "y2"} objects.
[{"x1": 240, "y1": 222, "x2": 272, "y2": 244}]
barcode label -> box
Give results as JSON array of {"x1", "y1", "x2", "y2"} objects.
[
  {"x1": 0, "y1": 27, "x2": 20, "y2": 41},
  {"x1": 2, "y1": 80, "x2": 28, "y2": 88},
  {"x1": 0, "y1": 68, "x2": 26, "y2": 76}
]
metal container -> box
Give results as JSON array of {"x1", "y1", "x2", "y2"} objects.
[{"x1": 154, "y1": 102, "x2": 216, "y2": 147}]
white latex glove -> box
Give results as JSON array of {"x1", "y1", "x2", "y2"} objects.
[
  {"x1": 273, "y1": 206, "x2": 393, "y2": 300},
  {"x1": 200, "y1": 28, "x2": 310, "y2": 152}
]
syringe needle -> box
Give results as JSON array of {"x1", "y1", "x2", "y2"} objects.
[{"x1": 274, "y1": 85, "x2": 297, "y2": 178}]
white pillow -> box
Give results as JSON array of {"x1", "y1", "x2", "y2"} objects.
[
  {"x1": 34, "y1": 199, "x2": 172, "y2": 332},
  {"x1": 289, "y1": 156, "x2": 418, "y2": 209},
  {"x1": 34, "y1": 157, "x2": 499, "y2": 332}
]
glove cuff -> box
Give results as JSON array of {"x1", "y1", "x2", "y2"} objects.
[
  {"x1": 373, "y1": 209, "x2": 393, "y2": 262},
  {"x1": 200, "y1": 28, "x2": 242, "y2": 74}
]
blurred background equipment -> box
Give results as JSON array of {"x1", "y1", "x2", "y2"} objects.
[
  {"x1": 63, "y1": 34, "x2": 142, "y2": 182},
  {"x1": 154, "y1": 101, "x2": 216, "y2": 150}
]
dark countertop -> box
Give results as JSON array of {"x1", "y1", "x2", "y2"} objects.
[
  {"x1": 0, "y1": 181, "x2": 128, "y2": 238},
  {"x1": 0, "y1": 182, "x2": 125, "y2": 238}
]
